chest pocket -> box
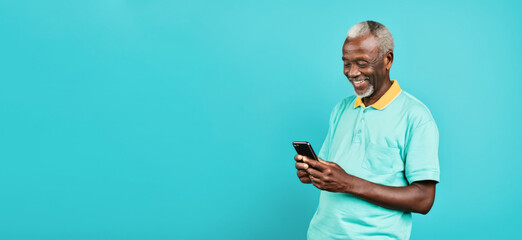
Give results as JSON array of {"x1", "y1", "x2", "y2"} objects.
[{"x1": 362, "y1": 143, "x2": 404, "y2": 174}]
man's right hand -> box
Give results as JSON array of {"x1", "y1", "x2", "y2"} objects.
[{"x1": 295, "y1": 154, "x2": 312, "y2": 183}]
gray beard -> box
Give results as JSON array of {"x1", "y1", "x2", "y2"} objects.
[{"x1": 355, "y1": 84, "x2": 374, "y2": 98}]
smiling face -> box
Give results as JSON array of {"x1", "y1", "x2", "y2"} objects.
[{"x1": 342, "y1": 34, "x2": 392, "y2": 100}]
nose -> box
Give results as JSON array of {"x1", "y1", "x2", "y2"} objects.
[{"x1": 345, "y1": 65, "x2": 361, "y2": 79}]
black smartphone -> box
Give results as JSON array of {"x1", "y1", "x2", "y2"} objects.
[{"x1": 293, "y1": 141, "x2": 318, "y2": 160}]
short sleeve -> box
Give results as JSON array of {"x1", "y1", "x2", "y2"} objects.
[{"x1": 404, "y1": 119, "x2": 440, "y2": 184}]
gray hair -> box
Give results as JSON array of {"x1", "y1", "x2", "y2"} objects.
[{"x1": 347, "y1": 20, "x2": 394, "y2": 57}]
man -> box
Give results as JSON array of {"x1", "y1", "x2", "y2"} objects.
[{"x1": 295, "y1": 21, "x2": 440, "y2": 239}]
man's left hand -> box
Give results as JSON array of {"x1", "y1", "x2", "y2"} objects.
[{"x1": 302, "y1": 156, "x2": 355, "y2": 193}]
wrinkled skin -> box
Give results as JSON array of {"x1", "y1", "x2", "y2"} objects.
[{"x1": 342, "y1": 34, "x2": 392, "y2": 106}]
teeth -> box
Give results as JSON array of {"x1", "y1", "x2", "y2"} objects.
[{"x1": 353, "y1": 79, "x2": 365, "y2": 84}]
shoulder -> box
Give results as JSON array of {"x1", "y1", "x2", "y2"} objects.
[
  {"x1": 397, "y1": 91, "x2": 436, "y2": 127},
  {"x1": 327, "y1": 95, "x2": 357, "y2": 123},
  {"x1": 335, "y1": 95, "x2": 357, "y2": 110},
  {"x1": 330, "y1": 95, "x2": 356, "y2": 115}
]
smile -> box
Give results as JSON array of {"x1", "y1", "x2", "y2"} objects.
[{"x1": 350, "y1": 77, "x2": 369, "y2": 85}]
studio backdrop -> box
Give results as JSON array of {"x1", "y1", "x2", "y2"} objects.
[{"x1": 0, "y1": 0, "x2": 521, "y2": 239}]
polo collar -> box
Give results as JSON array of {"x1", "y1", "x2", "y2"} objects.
[{"x1": 354, "y1": 80, "x2": 402, "y2": 110}]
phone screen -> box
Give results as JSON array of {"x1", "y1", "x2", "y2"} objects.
[{"x1": 293, "y1": 141, "x2": 318, "y2": 160}]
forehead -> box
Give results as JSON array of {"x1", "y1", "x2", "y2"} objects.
[{"x1": 342, "y1": 34, "x2": 380, "y2": 60}]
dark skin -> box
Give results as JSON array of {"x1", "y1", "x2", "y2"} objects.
[
  {"x1": 295, "y1": 34, "x2": 436, "y2": 214},
  {"x1": 343, "y1": 34, "x2": 391, "y2": 106}
]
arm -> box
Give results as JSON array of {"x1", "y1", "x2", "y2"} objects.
[{"x1": 299, "y1": 155, "x2": 436, "y2": 214}]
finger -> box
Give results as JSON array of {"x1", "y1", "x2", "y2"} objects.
[
  {"x1": 300, "y1": 177, "x2": 312, "y2": 183},
  {"x1": 294, "y1": 154, "x2": 304, "y2": 162},
  {"x1": 297, "y1": 170, "x2": 309, "y2": 178},
  {"x1": 307, "y1": 167, "x2": 323, "y2": 178},
  {"x1": 311, "y1": 177, "x2": 324, "y2": 189},
  {"x1": 303, "y1": 156, "x2": 327, "y2": 171},
  {"x1": 318, "y1": 158, "x2": 336, "y2": 166},
  {"x1": 295, "y1": 162, "x2": 309, "y2": 170}
]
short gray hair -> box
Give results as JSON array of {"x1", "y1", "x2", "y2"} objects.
[{"x1": 347, "y1": 20, "x2": 394, "y2": 57}]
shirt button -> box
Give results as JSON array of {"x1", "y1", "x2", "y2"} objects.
[
  {"x1": 363, "y1": 109, "x2": 367, "y2": 113},
  {"x1": 361, "y1": 119, "x2": 365, "y2": 123},
  {"x1": 357, "y1": 130, "x2": 361, "y2": 134}
]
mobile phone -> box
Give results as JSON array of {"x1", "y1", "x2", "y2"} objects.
[{"x1": 293, "y1": 141, "x2": 318, "y2": 160}]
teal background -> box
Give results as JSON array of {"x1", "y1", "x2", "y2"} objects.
[{"x1": 0, "y1": 0, "x2": 521, "y2": 239}]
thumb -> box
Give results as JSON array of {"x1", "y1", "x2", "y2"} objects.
[{"x1": 318, "y1": 158, "x2": 336, "y2": 166}]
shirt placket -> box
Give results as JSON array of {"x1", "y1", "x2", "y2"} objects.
[{"x1": 353, "y1": 107, "x2": 367, "y2": 143}]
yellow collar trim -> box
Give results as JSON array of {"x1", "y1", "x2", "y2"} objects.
[{"x1": 354, "y1": 80, "x2": 402, "y2": 110}]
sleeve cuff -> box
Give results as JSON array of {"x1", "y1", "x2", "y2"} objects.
[{"x1": 407, "y1": 169, "x2": 440, "y2": 184}]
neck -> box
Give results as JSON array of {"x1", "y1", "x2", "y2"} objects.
[{"x1": 362, "y1": 77, "x2": 392, "y2": 107}]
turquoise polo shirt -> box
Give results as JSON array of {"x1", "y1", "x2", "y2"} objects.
[{"x1": 307, "y1": 80, "x2": 440, "y2": 240}]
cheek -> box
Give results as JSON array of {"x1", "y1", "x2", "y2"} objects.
[{"x1": 361, "y1": 68, "x2": 375, "y2": 79}]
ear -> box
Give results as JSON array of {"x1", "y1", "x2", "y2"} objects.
[{"x1": 384, "y1": 51, "x2": 394, "y2": 71}]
